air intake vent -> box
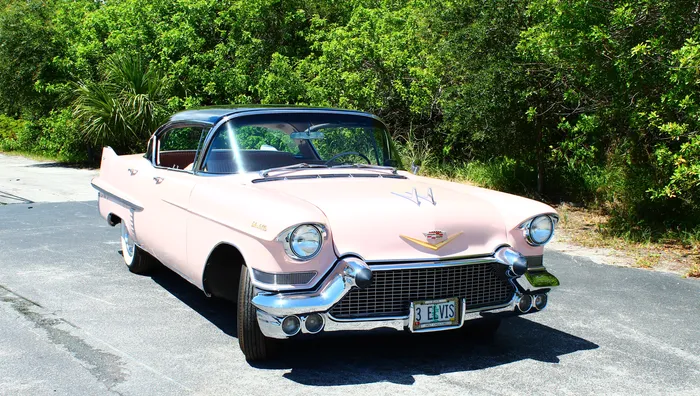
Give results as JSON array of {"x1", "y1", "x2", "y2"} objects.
[{"x1": 252, "y1": 269, "x2": 316, "y2": 285}]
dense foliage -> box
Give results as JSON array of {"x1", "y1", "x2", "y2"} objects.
[{"x1": 0, "y1": 0, "x2": 698, "y2": 233}]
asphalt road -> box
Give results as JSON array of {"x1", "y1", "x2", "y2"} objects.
[{"x1": 0, "y1": 201, "x2": 699, "y2": 396}]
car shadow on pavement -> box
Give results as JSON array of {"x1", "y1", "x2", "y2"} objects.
[
  {"x1": 24, "y1": 162, "x2": 94, "y2": 169},
  {"x1": 147, "y1": 261, "x2": 598, "y2": 386},
  {"x1": 149, "y1": 264, "x2": 239, "y2": 338},
  {"x1": 267, "y1": 319, "x2": 599, "y2": 386}
]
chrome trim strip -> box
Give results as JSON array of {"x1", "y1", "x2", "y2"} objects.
[
  {"x1": 328, "y1": 314, "x2": 410, "y2": 322},
  {"x1": 363, "y1": 248, "x2": 507, "y2": 264},
  {"x1": 368, "y1": 257, "x2": 496, "y2": 271},
  {"x1": 91, "y1": 181, "x2": 144, "y2": 212},
  {"x1": 251, "y1": 172, "x2": 407, "y2": 183}
]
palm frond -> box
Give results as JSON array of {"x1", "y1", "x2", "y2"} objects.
[{"x1": 72, "y1": 53, "x2": 168, "y2": 152}]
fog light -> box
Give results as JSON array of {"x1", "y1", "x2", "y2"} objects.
[
  {"x1": 534, "y1": 294, "x2": 548, "y2": 311},
  {"x1": 517, "y1": 294, "x2": 533, "y2": 313},
  {"x1": 303, "y1": 313, "x2": 324, "y2": 334},
  {"x1": 281, "y1": 315, "x2": 301, "y2": 336}
]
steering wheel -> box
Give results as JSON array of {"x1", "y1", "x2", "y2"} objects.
[{"x1": 324, "y1": 151, "x2": 372, "y2": 166}]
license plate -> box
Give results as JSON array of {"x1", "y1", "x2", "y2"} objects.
[{"x1": 411, "y1": 298, "x2": 460, "y2": 330}]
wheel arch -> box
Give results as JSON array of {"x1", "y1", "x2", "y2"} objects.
[
  {"x1": 202, "y1": 242, "x2": 246, "y2": 302},
  {"x1": 107, "y1": 213, "x2": 122, "y2": 226}
]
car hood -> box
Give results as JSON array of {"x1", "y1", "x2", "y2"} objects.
[{"x1": 252, "y1": 175, "x2": 510, "y2": 261}]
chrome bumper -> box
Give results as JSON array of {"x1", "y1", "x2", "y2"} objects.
[
  {"x1": 252, "y1": 253, "x2": 558, "y2": 339},
  {"x1": 251, "y1": 256, "x2": 371, "y2": 317}
]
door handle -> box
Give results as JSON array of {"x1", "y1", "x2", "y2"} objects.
[
  {"x1": 127, "y1": 168, "x2": 138, "y2": 176},
  {"x1": 153, "y1": 176, "x2": 164, "y2": 184}
]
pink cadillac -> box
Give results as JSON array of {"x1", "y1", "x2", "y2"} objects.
[{"x1": 92, "y1": 106, "x2": 560, "y2": 361}]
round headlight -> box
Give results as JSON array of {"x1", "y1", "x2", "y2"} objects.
[
  {"x1": 527, "y1": 215, "x2": 554, "y2": 245},
  {"x1": 289, "y1": 224, "x2": 322, "y2": 259}
]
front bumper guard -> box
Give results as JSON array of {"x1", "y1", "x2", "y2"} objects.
[
  {"x1": 251, "y1": 256, "x2": 370, "y2": 317},
  {"x1": 252, "y1": 254, "x2": 559, "y2": 339}
]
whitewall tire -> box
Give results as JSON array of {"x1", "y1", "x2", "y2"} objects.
[{"x1": 120, "y1": 222, "x2": 157, "y2": 274}]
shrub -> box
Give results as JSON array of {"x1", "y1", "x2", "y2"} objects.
[
  {"x1": 0, "y1": 115, "x2": 26, "y2": 149},
  {"x1": 35, "y1": 109, "x2": 90, "y2": 163},
  {"x1": 0, "y1": 111, "x2": 89, "y2": 163}
]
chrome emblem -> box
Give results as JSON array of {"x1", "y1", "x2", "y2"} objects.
[
  {"x1": 424, "y1": 230, "x2": 446, "y2": 245},
  {"x1": 392, "y1": 187, "x2": 436, "y2": 206},
  {"x1": 400, "y1": 231, "x2": 464, "y2": 251}
]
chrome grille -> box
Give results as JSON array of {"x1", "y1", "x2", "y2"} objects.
[{"x1": 329, "y1": 261, "x2": 515, "y2": 319}]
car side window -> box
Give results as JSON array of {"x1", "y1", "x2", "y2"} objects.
[{"x1": 156, "y1": 126, "x2": 208, "y2": 171}]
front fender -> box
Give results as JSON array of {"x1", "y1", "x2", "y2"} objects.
[{"x1": 185, "y1": 178, "x2": 338, "y2": 289}]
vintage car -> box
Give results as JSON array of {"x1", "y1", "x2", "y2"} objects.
[{"x1": 92, "y1": 106, "x2": 560, "y2": 361}]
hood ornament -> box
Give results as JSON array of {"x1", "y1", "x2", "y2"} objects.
[
  {"x1": 392, "y1": 187, "x2": 436, "y2": 206},
  {"x1": 400, "y1": 230, "x2": 463, "y2": 251}
]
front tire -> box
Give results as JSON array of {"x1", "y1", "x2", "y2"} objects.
[
  {"x1": 237, "y1": 265, "x2": 276, "y2": 361},
  {"x1": 120, "y1": 222, "x2": 157, "y2": 274}
]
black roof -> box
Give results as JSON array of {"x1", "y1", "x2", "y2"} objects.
[{"x1": 169, "y1": 105, "x2": 381, "y2": 125}]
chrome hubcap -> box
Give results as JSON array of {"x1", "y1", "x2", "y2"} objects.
[{"x1": 122, "y1": 224, "x2": 135, "y2": 257}]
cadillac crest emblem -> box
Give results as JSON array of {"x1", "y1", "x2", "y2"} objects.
[
  {"x1": 424, "y1": 230, "x2": 446, "y2": 245},
  {"x1": 399, "y1": 230, "x2": 464, "y2": 251}
]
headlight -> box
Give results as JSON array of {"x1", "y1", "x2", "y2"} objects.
[
  {"x1": 287, "y1": 224, "x2": 322, "y2": 260},
  {"x1": 523, "y1": 215, "x2": 555, "y2": 246}
]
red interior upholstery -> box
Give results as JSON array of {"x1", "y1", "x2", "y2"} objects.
[
  {"x1": 158, "y1": 149, "x2": 321, "y2": 173},
  {"x1": 158, "y1": 150, "x2": 196, "y2": 169}
]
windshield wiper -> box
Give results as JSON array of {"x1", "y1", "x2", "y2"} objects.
[
  {"x1": 260, "y1": 163, "x2": 328, "y2": 177},
  {"x1": 330, "y1": 163, "x2": 398, "y2": 174}
]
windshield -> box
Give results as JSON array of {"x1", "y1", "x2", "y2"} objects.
[{"x1": 200, "y1": 112, "x2": 400, "y2": 174}]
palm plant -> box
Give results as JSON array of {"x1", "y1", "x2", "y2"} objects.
[{"x1": 73, "y1": 54, "x2": 167, "y2": 153}]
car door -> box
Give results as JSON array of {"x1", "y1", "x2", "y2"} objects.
[{"x1": 146, "y1": 123, "x2": 210, "y2": 281}]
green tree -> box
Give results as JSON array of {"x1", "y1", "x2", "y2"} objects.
[
  {"x1": 0, "y1": 0, "x2": 65, "y2": 117},
  {"x1": 520, "y1": 0, "x2": 700, "y2": 225}
]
